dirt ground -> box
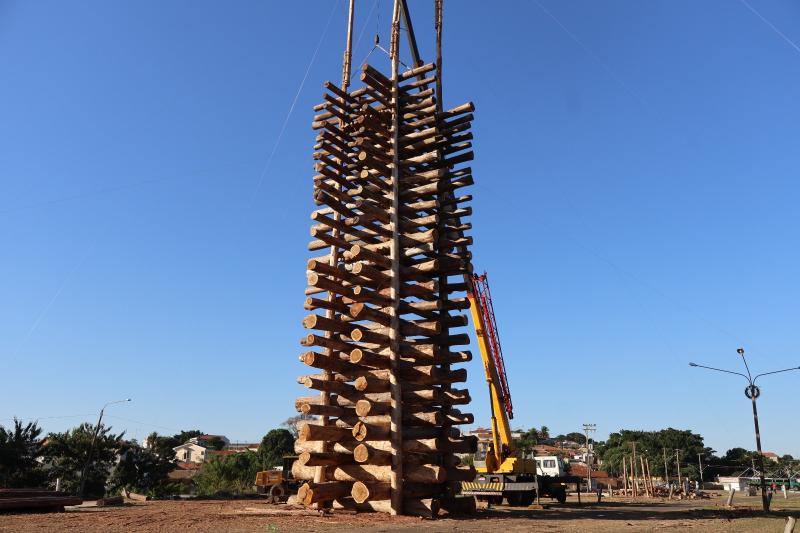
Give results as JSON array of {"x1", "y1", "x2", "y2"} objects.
[{"x1": 2, "y1": 492, "x2": 799, "y2": 532}]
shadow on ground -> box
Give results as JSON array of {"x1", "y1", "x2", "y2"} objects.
[{"x1": 464, "y1": 501, "x2": 798, "y2": 523}]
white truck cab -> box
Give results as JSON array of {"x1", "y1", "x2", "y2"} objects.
[{"x1": 534, "y1": 455, "x2": 566, "y2": 477}]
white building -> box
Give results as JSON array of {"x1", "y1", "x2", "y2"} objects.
[
  {"x1": 718, "y1": 476, "x2": 749, "y2": 492},
  {"x1": 174, "y1": 442, "x2": 209, "y2": 463}
]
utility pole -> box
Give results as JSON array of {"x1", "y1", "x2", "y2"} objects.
[
  {"x1": 675, "y1": 449, "x2": 682, "y2": 490},
  {"x1": 698, "y1": 453, "x2": 704, "y2": 486},
  {"x1": 583, "y1": 423, "x2": 596, "y2": 491},
  {"x1": 663, "y1": 448, "x2": 670, "y2": 487},
  {"x1": 689, "y1": 348, "x2": 800, "y2": 512},
  {"x1": 79, "y1": 398, "x2": 131, "y2": 498},
  {"x1": 631, "y1": 441, "x2": 639, "y2": 496}
]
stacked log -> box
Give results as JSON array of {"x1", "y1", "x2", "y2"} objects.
[{"x1": 293, "y1": 58, "x2": 477, "y2": 517}]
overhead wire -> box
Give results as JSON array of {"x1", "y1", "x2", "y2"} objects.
[
  {"x1": 245, "y1": 0, "x2": 342, "y2": 209},
  {"x1": 739, "y1": 0, "x2": 800, "y2": 56},
  {"x1": 12, "y1": 240, "x2": 97, "y2": 357},
  {"x1": 531, "y1": 0, "x2": 651, "y2": 110},
  {"x1": 476, "y1": 180, "x2": 752, "y2": 354}
]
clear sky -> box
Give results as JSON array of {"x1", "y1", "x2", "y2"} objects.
[{"x1": 1, "y1": 0, "x2": 799, "y2": 457}]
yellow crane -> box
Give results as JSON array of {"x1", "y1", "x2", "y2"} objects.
[{"x1": 461, "y1": 272, "x2": 570, "y2": 506}]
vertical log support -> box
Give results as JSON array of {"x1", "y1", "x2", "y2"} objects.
[
  {"x1": 431, "y1": 2, "x2": 456, "y2": 478},
  {"x1": 342, "y1": 0, "x2": 355, "y2": 88},
  {"x1": 388, "y1": 0, "x2": 404, "y2": 516},
  {"x1": 316, "y1": 0, "x2": 356, "y2": 491}
]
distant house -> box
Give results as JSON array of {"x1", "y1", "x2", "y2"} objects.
[
  {"x1": 168, "y1": 462, "x2": 203, "y2": 491},
  {"x1": 568, "y1": 463, "x2": 619, "y2": 490},
  {"x1": 762, "y1": 451, "x2": 780, "y2": 463},
  {"x1": 173, "y1": 442, "x2": 209, "y2": 463}
]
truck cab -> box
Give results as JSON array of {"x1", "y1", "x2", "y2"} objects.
[{"x1": 533, "y1": 455, "x2": 566, "y2": 477}]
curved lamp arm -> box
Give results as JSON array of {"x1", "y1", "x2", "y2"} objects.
[
  {"x1": 753, "y1": 367, "x2": 800, "y2": 384},
  {"x1": 689, "y1": 362, "x2": 750, "y2": 381}
]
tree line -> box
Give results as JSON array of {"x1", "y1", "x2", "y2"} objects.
[
  {"x1": 0, "y1": 419, "x2": 295, "y2": 498},
  {"x1": 512, "y1": 425, "x2": 796, "y2": 480}
]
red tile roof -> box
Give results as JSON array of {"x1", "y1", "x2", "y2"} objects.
[{"x1": 569, "y1": 464, "x2": 610, "y2": 478}]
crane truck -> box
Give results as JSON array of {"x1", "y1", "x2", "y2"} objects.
[{"x1": 460, "y1": 272, "x2": 579, "y2": 506}]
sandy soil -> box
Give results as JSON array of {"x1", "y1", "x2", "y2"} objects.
[{"x1": 1, "y1": 492, "x2": 798, "y2": 532}]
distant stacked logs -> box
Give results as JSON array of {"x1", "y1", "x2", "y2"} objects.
[{"x1": 293, "y1": 61, "x2": 477, "y2": 517}]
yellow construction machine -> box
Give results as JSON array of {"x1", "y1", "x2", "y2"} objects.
[
  {"x1": 460, "y1": 272, "x2": 573, "y2": 506},
  {"x1": 254, "y1": 455, "x2": 299, "y2": 503}
]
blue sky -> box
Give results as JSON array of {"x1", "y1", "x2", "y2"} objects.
[{"x1": 1, "y1": 0, "x2": 799, "y2": 457}]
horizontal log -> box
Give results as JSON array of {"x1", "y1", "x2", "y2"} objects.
[
  {"x1": 302, "y1": 313, "x2": 354, "y2": 334},
  {"x1": 303, "y1": 480, "x2": 354, "y2": 505},
  {"x1": 300, "y1": 402, "x2": 353, "y2": 418},
  {"x1": 353, "y1": 375, "x2": 390, "y2": 393},
  {"x1": 299, "y1": 423, "x2": 354, "y2": 442},
  {"x1": 303, "y1": 296, "x2": 350, "y2": 314},
  {"x1": 292, "y1": 462, "x2": 445, "y2": 484},
  {"x1": 294, "y1": 440, "x2": 359, "y2": 455},
  {"x1": 345, "y1": 244, "x2": 392, "y2": 268},
  {"x1": 301, "y1": 376, "x2": 357, "y2": 397},
  {"x1": 301, "y1": 351, "x2": 360, "y2": 374},
  {"x1": 354, "y1": 399, "x2": 389, "y2": 417},
  {"x1": 295, "y1": 437, "x2": 443, "y2": 456},
  {"x1": 352, "y1": 420, "x2": 390, "y2": 441},
  {"x1": 299, "y1": 451, "x2": 356, "y2": 467},
  {"x1": 353, "y1": 444, "x2": 392, "y2": 466},
  {"x1": 349, "y1": 348, "x2": 390, "y2": 369},
  {"x1": 351, "y1": 480, "x2": 390, "y2": 503}
]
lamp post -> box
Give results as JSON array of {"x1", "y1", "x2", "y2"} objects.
[
  {"x1": 78, "y1": 398, "x2": 131, "y2": 498},
  {"x1": 689, "y1": 349, "x2": 799, "y2": 512}
]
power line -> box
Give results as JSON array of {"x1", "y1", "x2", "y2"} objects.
[
  {"x1": 739, "y1": 0, "x2": 800, "y2": 57},
  {"x1": 245, "y1": 0, "x2": 341, "y2": 209},
  {"x1": 0, "y1": 413, "x2": 96, "y2": 424},
  {"x1": 531, "y1": 0, "x2": 650, "y2": 110}
]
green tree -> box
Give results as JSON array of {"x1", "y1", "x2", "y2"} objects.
[
  {"x1": 596, "y1": 428, "x2": 714, "y2": 479},
  {"x1": 41, "y1": 423, "x2": 124, "y2": 498},
  {"x1": 258, "y1": 429, "x2": 294, "y2": 469},
  {"x1": 204, "y1": 436, "x2": 227, "y2": 451},
  {"x1": 193, "y1": 451, "x2": 261, "y2": 496},
  {"x1": 108, "y1": 441, "x2": 176, "y2": 496},
  {"x1": 554, "y1": 432, "x2": 586, "y2": 443},
  {"x1": 514, "y1": 428, "x2": 540, "y2": 453},
  {"x1": 0, "y1": 419, "x2": 45, "y2": 488},
  {"x1": 174, "y1": 430, "x2": 203, "y2": 444},
  {"x1": 722, "y1": 447, "x2": 759, "y2": 468}
]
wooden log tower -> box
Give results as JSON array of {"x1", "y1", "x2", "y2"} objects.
[{"x1": 293, "y1": 0, "x2": 477, "y2": 517}]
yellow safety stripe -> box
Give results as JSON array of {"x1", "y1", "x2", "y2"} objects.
[{"x1": 462, "y1": 482, "x2": 505, "y2": 491}]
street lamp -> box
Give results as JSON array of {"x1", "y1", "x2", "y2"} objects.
[
  {"x1": 689, "y1": 349, "x2": 799, "y2": 512},
  {"x1": 78, "y1": 398, "x2": 132, "y2": 498}
]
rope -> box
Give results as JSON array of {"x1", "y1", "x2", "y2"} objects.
[{"x1": 246, "y1": 0, "x2": 341, "y2": 208}]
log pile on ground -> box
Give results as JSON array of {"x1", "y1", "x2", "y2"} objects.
[
  {"x1": 292, "y1": 20, "x2": 479, "y2": 518},
  {"x1": 0, "y1": 489, "x2": 82, "y2": 512}
]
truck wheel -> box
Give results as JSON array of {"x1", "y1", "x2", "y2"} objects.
[
  {"x1": 505, "y1": 492, "x2": 531, "y2": 507},
  {"x1": 269, "y1": 484, "x2": 286, "y2": 503},
  {"x1": 553, "y1": 488, "x2": 567, "y2": 504}
]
